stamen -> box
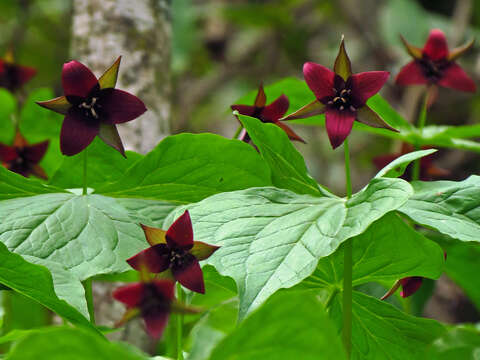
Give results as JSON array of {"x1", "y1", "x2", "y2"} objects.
[
  {"x1": 339, "y1": 105, "x2": 344, "y2": 111},
  {"x1": 327, "y1": 101, "x2": 333, "y2": 105},
  {"x1": 333, "y1": 97, "x2": 340, "y2": 102},
  {"x1": 340, "y1": 98, "x2": 347, "y2": 103},
  {"x1": 332, "y1": 88, "x2": 337, "y2": 93},
  {"x1": 350, "y1": 106, "x2": 356, "y2": 112}
]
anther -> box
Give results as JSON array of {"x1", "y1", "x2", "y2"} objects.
[
  {"x1": 327, "y1": 101, "x2": 333, "y2": 105},
  {"x1": 350, "y1": 105, "x2": 356, "y2": 112},
  {"x1": 339, "y1": 105, "x2": 344, "y2": 111}
]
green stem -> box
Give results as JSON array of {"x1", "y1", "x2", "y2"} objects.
[
  {"x1": 176, "y1": 283, "x2": 184, "y2": 360},
  {"x1": 411, "y1": 91, "x2": 428, "y2": 181},
  {"x1": 233, "y1": 125, "x2": 243, "y2": 139},
  {"x1": 83, "y1": 278, "x2": 95, "y2": 325},
  {"x1": 342, "y1": 138, "x2": 353, "y2": 358},
  {"x1": 82, "y1": 149, "x2": 88, "y2": 195}
]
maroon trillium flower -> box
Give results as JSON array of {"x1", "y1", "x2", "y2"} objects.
[
  {"x1": 0, "y1": 50, "x2": 36, "y2": 92},
  {"x1": 381, "y1": 277, "x2": 423, "y2": 300},
  {"x1": 396, "y1": 29, "x2": 476, "y2": 93},
  {"x1": 0, "y1": 130, "x2": 48, "y2": 179},
  {"x1": 282, "y1": 37, "x2": 397, "y2": 149},
  {"x1": 231, "y1": 84, "x2": 305, "y2": 143},
  {"x1": 127, "y1": 210, "x2": 219, "y2": 294},
  {"x1": 37, "y1": 57, "x2": 147, "y2": 157}
]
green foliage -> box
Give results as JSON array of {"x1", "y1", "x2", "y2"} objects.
[
  {"x1": 426, "y1": 325, "x2": 480, "y2": 359},
  {"x1": 374, "y1": 149, "x2": 436, "y2": 178},
  {"x1": 0, "y1": 90, "x2": 15, "y2": 143}
]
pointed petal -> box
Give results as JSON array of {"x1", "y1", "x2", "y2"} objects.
[
  {"x1": 166, "y1": 210, "x2": 194, "y2": 249},
  {"x1": 0, "y1": 144, "x2": 17, "y2": 162},
  {"x1": 356, "y1": 106, "x2": 398, "y2": 132},
  {"x1": 60, "y1": 111, "x2": 99, "y2": 156},
  {"x1": 303, "y1": 62, "x2": 336, "y2": 101},
  {"x1": 12, "y1": 131, "x2": 28, "y2": 147},
  {"x1": 399, "y1": 34, "x2": 422, "y2": 59},
  {"x1": 423, "y1": 29, "x2": 449, "y2": 61},
  {"x1": 280, "y1": 100, "x2": 326, "y2": 121},
  {"x1": 100, "y1": 89, "x2": 147, "y2": 124},
  {"x1": 395, "y1": 61, "x2": 428, "y2": 86},
  {"x1": 126, "y1": 245, "x2": 170, "y2": 273},
  {"x1": 172, "y1": 256, "x2": 205, "y2": 294},
  {"x1": 62, "y1": 60, "x2": 99, "y2": 98},
  {"x1": 24, "y1": 140, "x2": 49, "y2": 164},
  {"x1": 98, "y1": 123, "x2": 125, "y2": 157},
  {"x1": 190, "y1": 241, "x2": 220, "y2": 261},
  {"x1": 254, "y1": 84, "x2": 267, "y2": 107},
  {"x1": 141, "y1": 224, "x2": 167, "y2": 246},
  {"x1": 112, "y1": 282, "x2": 145, "y2": 307},
  {"x1": 400, "y1": 276, "x2": 423, "y2": 298},
  {"x1": 426, "y1": 85, "x2": 439, "y2": 108},
  {"x1": 334, "y1": 36, "x2": 352, "y2": 80},
  {"x1": 152, "y1": 280, "x2": 176, "y2": 300},
  {"x1": 380, "y1": 280, "x2": 402, "y2": 300},
  {"x1": 144, "y1": 312, "x2": 170, "y2": 339},
  {"x1": 261, "y1": 94, "x2": 289, "y2": 122},
  {"x1": 231, "y1": 104, "x2": 256, "y2": 117},
  {"x1": 348, "y1": 71, "x2": 389, "y2": 106},
  {"x1": 448, "y1": 38, "x2": 475, "y2": 61},
  {"x1": 98, "y1": 56, "x2": 121, "y2": 89},
  {"x1": 275, "y1": 121, "x2": 306, "y2": 143},
  {"x1": 36, "y1": 96, "x2": 72, "y2": 115},
  {"x1": 237, "y1": 127, "x2": 249, "y2": 142},
  {"x1": 325, "y1": 109, "x2": 355, "y2": 149},
  {"x1": 15, "y1": 65, "x2": 36, "y2": 87},
  {"x1": 438, "y1": 62, "x2": 476, "y2": 92},
  {"x1": 30, "y1": 164, "x2": 48, "y2": 180}
]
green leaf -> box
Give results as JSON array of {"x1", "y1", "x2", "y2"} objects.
[
  {"x1": 398, "y1": 176, "x2": 480, "y2": 242},
  {"x1": 365, "y1": 94, "x2": 413, "y2": 132},
  {"x1": 4, "y1": 326, "x2": 146, "y2": 360},
  {"x1": 171, "y1": 177, "x2": 412, "y2": 318},
  {"x1": 0, "y1": 242, "x2": 95, "y2": 332},
  {"x1": 238, "y1": 114, "x2": 326, "y2": 196},
  {"x1": 96, "y1": 133, "x2": 272, "y2": 203},
  {"x1": 375, "y1": 149, "x2": 437, "y2": 178},
  {"x1": 48, "y1": 138, "x2": 143, "y2": 190},
  {"x1": 329, "y1": 291, "x2": 446, "y2": 360},
  {"x1": 209, "y1": 290, "x2": 346, "y2": 360},
  {"x1": 0, "y1": 89, "x2": 15, "y2": 143},
  {"x1": 426, "y1": 325, "x2": 480, "y2": 359},
  {"x1": 305, "y1": 212, "x2": 444, "y2": 288}
]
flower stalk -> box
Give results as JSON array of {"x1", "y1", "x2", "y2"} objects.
[
  {"x1": 82, "y1": 148, "x2": 88, "y2": 196},
  {"x1": 83, "y1": 278, "x2": 95, "y2": 325},
  {"x1": 412, "y1": 92, "x2": 429, "y2": 181},
  {"x1": 176, "y1": 282, "x2": 184, "y2": 360}
]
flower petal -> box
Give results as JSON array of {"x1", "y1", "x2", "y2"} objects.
[
  {"x1": 60, "y1": 111, "x2": 99, "y2": 156},
  {"x1": 438, "y1": 62, "x2": 476, "y2": 93},
  {"x1": 112, "y1": 282, "x2": 145, "y2": 308},
  {"x1": 166, "y1": 210, "x2": 194, "y2": 249},
  {"x1": 62, "y1": 60, "x2": 99, "y2": 98},
  {"x1": 333, "y1": 36, "x2": 352, "y2": 80},
  {"x1": 303, "y1": 62, "x2": 336, "y2": 101},
  {"x1": 30, "y1": 164, "x2": 48, "y2": 180},
  {"x1": 140, "y1": 224, "x2": 167, "y2": 246},
  {"x1": 98, "y1": 123, "x2": 125, "y2": 157},
  {"x1": 190, "y1": 241, "x2": 220, "y2": 261},
  {"x1": 399, "y1": 35, "x2": 422, "y2": 59},
  {"x1": 12, "y1": 131, "x2": 28, "y2": 147},
  {"x1": 348, "y1": 71, "x2": 389, "y2": 106},
  {"x1": 448, "y1": 38, "x2": 475, "y2": 61},
  {"x1": 261, "y1": 94, "x2": 289, "y2": 122},
  {"x1": 36, "y1": 96, "x2": 72, "y2": 115},
  {"x1": 98, "y1": 56, "x2": 121, "y2": 89},
  {"x1": 254, "y1": 84, "x2": 267, "y2": 108},
  {"x1": 275, "y1": 121, "x2": 306, "y2": 143},
  {"x1": 143, "y1": 312, "x2": 170, "y2": 339},
  {"x1": 280, "y1": 100, "x2": 326, "y2": 121},
  {"x1": 325, "y1": 109, "x2": 355, "y2": 149},
  {"x1": 126, "y1": 244, "x2": 170, "y2": 273},
  {"x1": 395, "y1": 61, "x2": 428, "y2": 86},
  {"x1": 356, "y1": 106, "x2": 398, "y2": 132},
  {"x1": 400, "y1": 277, "x2": 423, "y2": 298},
  {"x1": 231, "y1": 104, "x2": 256, "y2": 117},
  {"x1": 99, "y1": 89, "x2": 147, "y2": 124},
  {"x1": 24, "y1": 141, "x2": 49, "y2": 164},
  {"x1": 0, "y1": 144, "x2": 17, "y2": 162},
  {"x1": 422, "y1": 29, "x2": 449, "y2": 61},
  {"x1": 172, "y1": 256, "x2": 205, "y2": 294}
]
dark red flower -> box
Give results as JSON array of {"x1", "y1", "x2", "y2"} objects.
[
  {"x1": 127, "y1": 210, "x2": 219, "y2": 294},
  {"x1": 36, "y1": 57, "x2": 147, "y2": 157},
  {"x1": 0, "y1": 50, "x2": 36, "y2": 92},
  {"x1": 231, "y1": 84, "x2": 305, "y2": 143},
  {"x1": 113, "y1": 279, "x2": 175, "y2": 339},
  {"x1": 0, "y1": 130, "x2": 48, "y2": 179},
  {"x1": 381, "y1": 277, "x2": 423, "y2": 300},
  {"x1": 396, "y1": 29, "x2": 476, "y2": 93},
  {"x1": 282, "y1": 37, "x2": 397, "y2": 149},
  {"x1": 373, "y1": 143, "x2": 448, "y2": 181}
]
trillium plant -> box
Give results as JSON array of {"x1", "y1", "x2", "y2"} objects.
[{"x1": 0, "y1": 27, "x2": 479, "y2": 360}]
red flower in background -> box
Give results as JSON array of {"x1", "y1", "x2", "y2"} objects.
[
  {"x1": 231, "y1": 84, "x2": 305, "y2": 143},
  {"x1": 37, "y1": 57, "x2": 146, "y2": 157},
  {"x1": 127, "y1": 210, "x2": 219, "y2": 294},
  {"x1": 381, "y1": 277, "x2": 423, "y2": 300},
  {"x1": 396, "y1": 29, "x2": 476, "y2": 93},
  {"x1": 0, "y1": 50, "x2": 36, "y2": 92},
  {"x1": 0, "y1": 130, "x2": 48, "y2": 179},
  {"x1": 282, "y1": 37, "x2": 397, "y2": 149}
]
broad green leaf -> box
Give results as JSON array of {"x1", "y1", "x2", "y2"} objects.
[
  {"x1": 398, "y1": 176, "x2": 480, "y2": 242},
  {"x1": 0, "y1": 242, "x2": 95, "y2": 332},
  {"x1": 168, "y1": 177, "x2": 412, "y2": 318},
  {"x1": 304, "y1": 212, "x2": 444, "y2": 289},
  {"x1": 209, "y1": 290, "x2": 346, "y2": 360},
  {"x1": 96, "y1": 133, "x2": 272, "y2": 203},
  {"x1": 238, "y1": 114, "x2": 326, "y2": 196},
  {"x1": 329, "y1": 291, "x2": 446, "y2": 360},
  {"x1": 375, "y1": 149, "x2": 437, "y2": 178},
  {"x1": 426, "y1": 325, "x2": 480, "y2": 359},
  {"x1": 0, "y1": 166, "x2": 67, "y2": 200},
  {"x1": 48, "y1": 138, "x2": 143, "y2": 189},
  {"x1": 5, "y1": 326, "x2": 146, "y2": 360},
  {"x1": 0, "y1": 89, "x2": 15, "y2": 143}
]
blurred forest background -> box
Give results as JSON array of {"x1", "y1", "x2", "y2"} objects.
[{"x1": 1, "y1": 0, "x2": 480, "y2": 325}]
